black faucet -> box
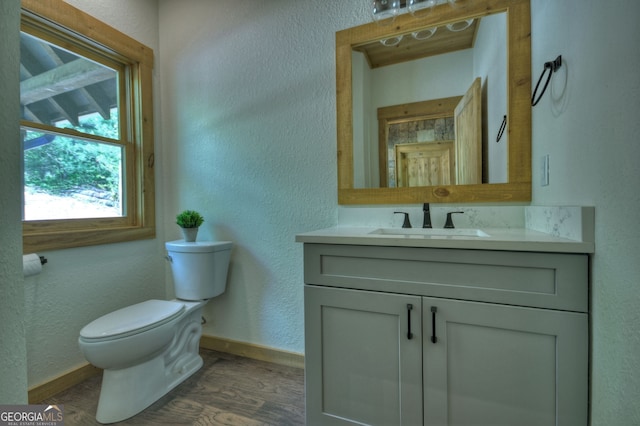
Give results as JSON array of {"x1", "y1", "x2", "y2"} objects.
[
  {"x1": 394, "y1": 211, "x2": 412, "y2": 228},
  {"x1": 422, "y1": 203, "x2": 432, "y2": 228},
  {"x1": 444, "y1": 211, "x2": 464, "y2": 228}
]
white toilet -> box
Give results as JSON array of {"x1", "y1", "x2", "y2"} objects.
[{"x1": 78, "y1": 240, "x2": 232, "y2": 424}]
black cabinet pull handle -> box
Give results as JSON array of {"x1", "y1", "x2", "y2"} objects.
[
  {"x1": 431, "y1": 306, "x2": 438, "y2": 343},
  {"x1": 407, "y1": 304, "x2": 414, "y2": 340}
]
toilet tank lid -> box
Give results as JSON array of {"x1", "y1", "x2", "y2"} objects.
[
  {"x1": 80, "y1": 299, "x2": 184, "y2": 339},
  {"x1": 165, "y1": 240, "x2": 232, "y2": 253}
]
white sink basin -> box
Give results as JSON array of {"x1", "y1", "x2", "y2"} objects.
[{"x1": 369, "y1": 228, "x2": 490, "y2": 238}]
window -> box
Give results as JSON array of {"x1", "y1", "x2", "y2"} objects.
[{"x1": 20, "y1": 0, "x2": 155, "y2": 252}]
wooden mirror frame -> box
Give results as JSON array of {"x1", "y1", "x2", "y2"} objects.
[{"x1": 337, "y1": 0, "x2": 531, "y2": 204}]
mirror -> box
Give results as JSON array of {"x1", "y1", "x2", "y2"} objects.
[
  {"x1": 355, "y1": 13, "x2": 505, "y2": 188},
  {"x1": 337, "y1": 0, "x2": 531, "y2": 204}
]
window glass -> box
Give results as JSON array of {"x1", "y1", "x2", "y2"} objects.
[
  {"x1": 22, "y1": 128, "x2": 124, "y2": 220},
  {"x1": 20, "y1": 30, "x2": 125, "y2": 221}
]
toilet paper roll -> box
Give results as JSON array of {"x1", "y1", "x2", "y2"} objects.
[{"x1": 23, "y1": 253, "x2": 42, "y2": 277}]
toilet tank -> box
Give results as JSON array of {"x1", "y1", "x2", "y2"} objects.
[{"x1": 165, "y1": 240, "x2": 232, "y2": 300}]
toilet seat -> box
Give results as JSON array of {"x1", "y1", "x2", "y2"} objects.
[{"x1": 80, "y1": 299, "x2": 185, "y2": 342}]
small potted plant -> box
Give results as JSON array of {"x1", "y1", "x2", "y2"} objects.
[{"x1": 176, "y1": 210, "x2": 204, "y2": 242}]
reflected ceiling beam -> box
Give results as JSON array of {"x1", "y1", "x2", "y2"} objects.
[
  {"x1": 21, "y1": 104, "x2": 42, "y2": 124},
  {"x1": 20, "y1": 63, "x2": 78, "y2": 126},
  {"x1": 82, "y1": 85, "x2": 111, "y2": 120},
  {"x1": 38, "y1": 43, "x2": 111, "y2": 120},
  {"x1": 20, "y1": 59, "x2": 114, "y2": 106}
]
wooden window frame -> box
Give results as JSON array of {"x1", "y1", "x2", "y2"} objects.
[{"x1": 20, "y1": 0, "x2": 155, "y2": 253}]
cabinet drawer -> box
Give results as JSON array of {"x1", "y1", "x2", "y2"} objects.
[{"x1": 303, "y1": 244, "x2": 588, "y2": 312}]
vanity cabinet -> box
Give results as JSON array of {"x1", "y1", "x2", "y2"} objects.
[
  {"x1": 305, "y1": 286, "x2": 423, "y2": 425},
  {"x1": 303, "y1": 243, "x2": 589, "y2": 426}
]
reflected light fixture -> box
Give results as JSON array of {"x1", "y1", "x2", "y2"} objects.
[
  {"x1": 412, "y1": 27, "x2": 437, "y2": 40},
  {"x1": 446, "y1": 18, "x2": 473, "y2": 31},
  {"x1": 380, "y1": 35, "x2": 404, "y2": 46}
]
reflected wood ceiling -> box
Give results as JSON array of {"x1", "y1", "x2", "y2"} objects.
[
  {"x1": 19, "y1": 32, "x2": 117, "y2": 127},
  {"x1": 353, "y1": 18, "x2": 478, "y2": 69}
]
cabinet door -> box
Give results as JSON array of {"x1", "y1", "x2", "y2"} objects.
[
  {"x1": 305, "y1": 285, "x2": 423, "y2": 426},
  {"x1": 423, "y1": 297, "x2": 588, "y2": 426}
]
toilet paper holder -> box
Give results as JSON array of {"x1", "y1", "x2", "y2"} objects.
[{"x1": 23, "y1": 253, "x2": 47, "y2": 278}]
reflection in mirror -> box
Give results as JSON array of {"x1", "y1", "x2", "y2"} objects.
[
  {"x1": 337, "y1": 0, "x2": 532, "y2": 205},
  {"x1": 377, "y1": 95, "x2": 460, "y2": 187},
  {"x1": 352, "y1": 12, "x2": 507, "y2": 189}
]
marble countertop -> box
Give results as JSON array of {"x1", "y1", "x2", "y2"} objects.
[{"x1": 295, "y1": 226, "x2": 595, "y2": 253}]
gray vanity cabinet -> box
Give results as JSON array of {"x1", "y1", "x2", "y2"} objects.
[
  {"x1": 422, "y1": 297, "x2": 588, "y2": 425},
  {"x1": 304, "y1": 286, "x2": 423, "y2": 425},
  {"x1": 303, "y1": 243, "x2": 589, "y2": 426}
]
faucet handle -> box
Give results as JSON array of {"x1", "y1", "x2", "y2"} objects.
[
  {"x1": 394, "y1": 211, "x2": 412, "y2": 228},
  {"x1": 422, "y1": 203, "x2": 432, "y2": 229},
  {"x1": 444, "y1": 211, "x2": 464, "y2": 229}
]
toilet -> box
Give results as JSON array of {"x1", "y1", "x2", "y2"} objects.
[{"x1": 78, "y1": 240, "x2": 232, "y2": 424}]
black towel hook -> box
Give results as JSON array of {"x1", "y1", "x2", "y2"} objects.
[
  {"x1": 496, "y1": 115, "x2": 507, "y2": 142},
  {"x1": 532, "y1": 55, "x2": 562, "y2": 106}
]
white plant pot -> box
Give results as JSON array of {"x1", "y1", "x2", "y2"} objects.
[{"x1": 181, "y1": 227, "x2": 199, "y2": 242}]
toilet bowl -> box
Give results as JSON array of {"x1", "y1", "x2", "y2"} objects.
[{"x1": 78, "y1": 240, "x2": 231, "y2": 424}]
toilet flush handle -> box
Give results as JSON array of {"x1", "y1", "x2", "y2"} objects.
[{"x1": 165, "y1": 255, "x2": 172, "y2": 262}]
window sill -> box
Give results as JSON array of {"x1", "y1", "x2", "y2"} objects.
[{"x1": 23, "y1": 224, "x2": 155, "y2": 253}]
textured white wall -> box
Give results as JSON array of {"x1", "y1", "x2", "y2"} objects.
[
  {"x1": 158, "y1": 0, "x2": 365, "y2": 353},
  {"x1": 20, "y1": 0, "x2": 167, "y2": 387},
  {"x1": 370, "y1": 50, "x2": 473, "y2": 105},
  {"x1": 0, "y1": 0, "x2": 28, "y2": 404},
  {"x1": 531, "y1": 0, "x2": 640, "y2": 424}
]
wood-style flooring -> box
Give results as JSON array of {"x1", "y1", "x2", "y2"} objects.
[{"x1": 45, "y1": 349, "x2": 305, "y2": 425}]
